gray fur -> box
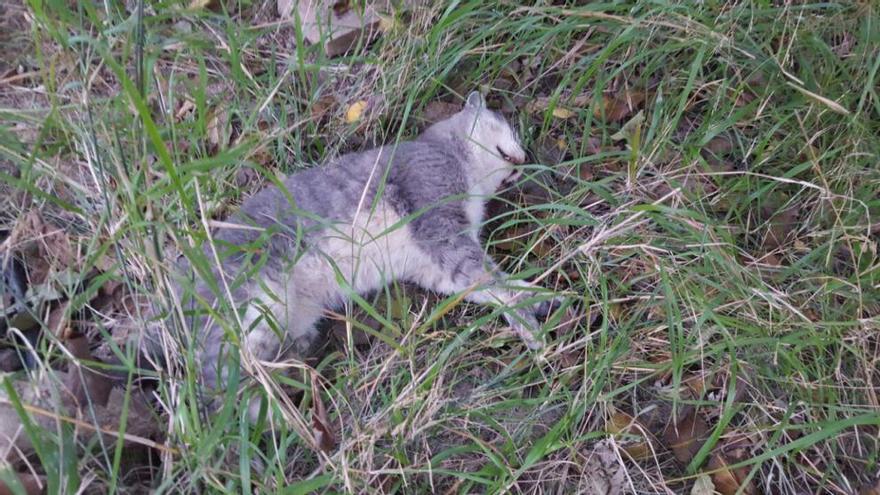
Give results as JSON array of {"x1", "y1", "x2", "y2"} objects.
[{"x1": 157, "y1": 95, "x2": 549, "y2": 397}]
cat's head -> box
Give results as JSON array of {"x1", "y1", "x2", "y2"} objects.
[
  {"x1": 458, "y1": 91, "x2": 527, "y2": 191},
  {"x1": 425, "y1": 91, "x2": 527, "y2": 193}
]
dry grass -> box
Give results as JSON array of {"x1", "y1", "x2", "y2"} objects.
[{"x1": 0, "y1": 0, "x2": 878, "y2": 493}]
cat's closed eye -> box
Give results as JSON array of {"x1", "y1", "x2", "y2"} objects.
[{"x1": 497, "y1": 146, "x2": 513, "y2": 163}]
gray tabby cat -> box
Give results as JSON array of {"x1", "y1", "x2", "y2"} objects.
[{"x1": 158, "y1": 91, "x2": 557, "y2": 398}]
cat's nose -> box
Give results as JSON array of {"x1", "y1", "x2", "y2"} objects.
[{"x1": 510, "y1": 153, "x2": 525, "y2": 165}]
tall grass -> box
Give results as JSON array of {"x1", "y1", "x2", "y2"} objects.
[{"x1": 0, "y1": 0, "x2": 877, "y2": 493}]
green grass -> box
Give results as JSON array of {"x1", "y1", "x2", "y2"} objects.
[{"x1": 1, "y1": 0, "x2": 878, "y2": 493}]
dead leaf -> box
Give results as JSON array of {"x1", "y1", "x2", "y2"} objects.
[
  {"x1": 63, "y1": 336, "x2": 113, "y2": 409},
  {"x1": 46, "y1": 301, "x2": 71, "y2": 338},
  {"x1": 345, "y1": 100, "x2": 368, "y2": 124},
  {"x1": 310, "y1": 373, "x2": 335, "y2": 453},
  {"x1": 89, "y1": 387, "x2": 161, "y2": 450},
  {"x1": 175, "y1": 98, "x2": 196, "y2": 122},
  {"x1": 525, "y1": 94, "x2": 592, "y2": 114},
  {"x1": 606, "y1": 410, "x2": 654, "y2": 460},
  {"x1": 680, "y1": 373, "x2": 710, "y2": 398},
  {"x1": 206, "y1": 107, "x2": 229, "y2": 153},
  {"x1": 311, "y1": 94, "x2": 338, "y2": 120},
  {"x1": 294, "y1": 0, "x2": 383, "y2": 57},
  {"x1": 663, "y1": 409, "x2": 710, "y2": 464},
  {"x1": 11, "y1": 210, "x2": 75, "y2": 286},
  {"x1": 551, "y1": 107, "x2": 576, "y2": 119},
  {"x1": 595, "y1": 90, "x2": 649, "y2": 122},
  {"x1": 690, "y1": 474, "x2": 716, "y2": 495},
  {"x1": 187, "y1": 0, "x2": 218, "y2": 10},
  {"x1": 610, "y1": 110, "x2": 644, "y2": 142},
  {"x1": 580, "y1": 439, "x2": 625, "y2": 495},
  {"x1": 707, "y1": 451, "x2": 755, "y2": 495}
]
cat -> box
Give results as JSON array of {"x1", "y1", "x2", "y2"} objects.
[{"x1": 151, "y1": 91, "x2": 560, "y2": 404}]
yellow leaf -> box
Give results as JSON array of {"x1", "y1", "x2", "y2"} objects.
[
  {"x1": 551, "y1": 107, "x2": 575, "y2": 119},
  {"x1": 188, "y1": 0, "x2": 212, "y2": 10},
  {"x1": 378, "y1": 14, "x2": 396, "y2": 33},
  {"x1": 555, "y1": 138, "x2": 567, "y2": 151},
  {"x1": 345, "y1": 100, "x2": 368, "y2": 123}
]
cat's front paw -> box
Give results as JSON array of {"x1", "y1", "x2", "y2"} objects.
[
  {"x1": 533, "y1": 296, "x2": 565, "y2": 321},
  {"x1": 504, "y1": 306, "x2": 545, "y2": 350}
]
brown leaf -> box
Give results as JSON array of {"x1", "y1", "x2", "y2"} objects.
[
  {"x1": 63, "y1": 336, "x2": 113, "y2": 409},
  {"x1": 595, "y1": 89, "x2": 649, "y2": 122},
  {"x1": 46, "y1": 301, "x2": 71, "y2": 338},
  {"x1": 707, "y1": 452, "x2": 755, "y2": 495},
  {"x1": 606, "y1": 410, "x2": 654, "y2": 460},
  {"x1": 310, "y1": 373, "x2": 336, "y2": 453},
  {"x1": 310, "y1": 94, "x2": 338, "y2": 120},
  {"x1": 89, "y1": 387, "x2": 161, "y2": 449},
  {"x1": 663, "y1": 409, "x2": 711, "y2": 464},
  {"x1": 11, "y1": 211, "x2": 75, "y2": 286}
]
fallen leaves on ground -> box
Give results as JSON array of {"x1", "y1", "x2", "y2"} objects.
[
  {"x1": 62, "y1": 336, "x2": 113, "y2": 410},
  {"x1": 206, "y1": 106, "x2": 230, "y2": 154},
  {"x1": 311, "y1": 94, "x2": 338, "y2": 120},
  {"x1": 706, "y1": 450, "x2": 755, "y2": 495},
  {"x1": 525, "y1": 94, "x2": 591, "y2": 115},
  {"x1": 606, "y1": 409, "x2": 656, "y2": 460},
  {"x1": 345, "y1": 100, "x2": 368, "y2": 124},
  {"x1": 594, "y1": 89, "x2": 650, "y2": 122},
  {"x1": 9, "y1": 210, "x2": 74, "y2": 287},
  {"x1": 580, "y1": 439, "x2": 625, "y2": 495},
  {"x1": 291, "y1": 0, "x2": 384, "y2": 57},
  {"x1": 662, "y1": 408, "x2": 711, "y2": 464},
  {"x1": 310, "y1": 372, "x2": 336, "y2": 453}
]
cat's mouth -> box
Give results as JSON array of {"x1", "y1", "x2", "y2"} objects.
[{"x1": 502, "y1": 168, "x2": 522, "y2": 186}]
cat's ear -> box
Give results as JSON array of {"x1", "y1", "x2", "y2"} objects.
[{"x1": 465, "y1": 91, "x2": 486, "y2": 109}]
